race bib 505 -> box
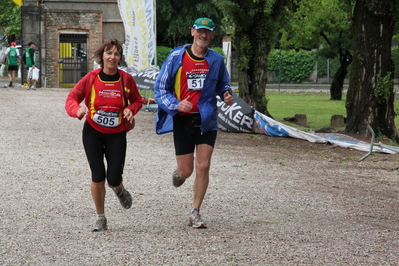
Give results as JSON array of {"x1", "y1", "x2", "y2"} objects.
[{"x1": 93, "y1": 110, "x2": 120, "y2": 128}]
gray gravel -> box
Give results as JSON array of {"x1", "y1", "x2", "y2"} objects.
[{"x1": 1, "y1": 86, "x2": 399, "y2": 265}]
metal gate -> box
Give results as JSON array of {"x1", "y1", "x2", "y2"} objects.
[{"x1": 59, "y1": 34, "x2": 88, "y2": 88}]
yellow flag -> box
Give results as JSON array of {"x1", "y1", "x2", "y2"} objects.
[{"x1": 12, "y1": 0, "x2": 23, "y2": 6}]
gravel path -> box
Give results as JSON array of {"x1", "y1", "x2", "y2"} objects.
[{"x1": 1, "y1": 86, "x2": 398, "y2": 265}]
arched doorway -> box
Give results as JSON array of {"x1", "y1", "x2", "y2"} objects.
[{"x1": 59, "y1": 33, "x2": 88, "y2": 88}]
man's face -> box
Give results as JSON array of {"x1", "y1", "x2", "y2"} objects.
[{"x1": 191, "y1": 28, "x2": 215, "y2": 48}]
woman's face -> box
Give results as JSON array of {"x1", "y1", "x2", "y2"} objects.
[{"x1": 102, "y1": 45, "x2": 121, "y2": 71}]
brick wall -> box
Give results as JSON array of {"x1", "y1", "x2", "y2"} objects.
[{"x1": 43, "y1": 10, "x2": 103, "y2": 88}]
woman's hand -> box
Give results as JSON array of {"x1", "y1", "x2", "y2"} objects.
[
  {"x1": 76, "y1": 106, "x2": 88, "y2": 119},
  {"x1": 123, "y1": 108, "x2": 134, "y2": 122}
]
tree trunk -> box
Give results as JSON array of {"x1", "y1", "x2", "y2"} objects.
[
  {"x1": 345, "y1": 0, "x2": 398, "y2": 141},
  {"x1": 330, "y1": 50, "x2": 352, "y2": 101},
  {"x1": 236, "y1": 31, "x2": 269, "y2": 115},
  {"x1": 233, "y1": 0, "x2": 288, "y2": 116}
]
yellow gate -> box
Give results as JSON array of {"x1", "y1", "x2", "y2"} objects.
[{"x1": 59, "y1": 34, "x2": 88, "y2": 88}]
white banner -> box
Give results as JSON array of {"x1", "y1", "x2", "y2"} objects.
[
  {"x1": 118, "y1": 0, "x2": 156, "y2": 71},
  {"x1": 254, "y1": 110, "x2": 398, "y2": 154}
]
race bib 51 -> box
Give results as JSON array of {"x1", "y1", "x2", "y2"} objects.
[{"x1": 187, "y1": 73, "x2": 206, "y2": 91}]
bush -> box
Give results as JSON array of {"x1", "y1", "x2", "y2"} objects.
[
  {"x1": 155, "y1": 46, "x2": 172, "y2": 68},
  {"x1": 268, "y1": 49, "x2": 316, "y2": 83}
]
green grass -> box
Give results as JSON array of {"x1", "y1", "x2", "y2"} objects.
[
  {"x1": 267, "y1": 91, "x2": 399, "y2": 133},
  {"x1": 140, "y1": 89, "x2": 154, "y2": 99},
  {"x1": 266, "y1": 91, "x2": 346, "y2": 131}
]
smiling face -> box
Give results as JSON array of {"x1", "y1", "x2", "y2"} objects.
[
  {"x1": 191, "y1": 28, "x2": 215, "y2": 49},
  {"x1": 102, "y1": 45, "x2": 121, "y2": 74}
]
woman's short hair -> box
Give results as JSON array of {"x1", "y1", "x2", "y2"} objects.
[{"x1": 93, "y1": 38, "x2": 123, "y2": 68}]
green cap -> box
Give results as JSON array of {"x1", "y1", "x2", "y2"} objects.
[{"x1": 193, "y1": 17, "x2": 215, "y2": 31}]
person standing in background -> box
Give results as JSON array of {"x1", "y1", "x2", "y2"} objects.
[
  {"x1": 2, "y1": 42, "x2": 20, "y2": 87},
  {"x1": 154, "y1": 17, "x2": 234, "y2": 228},
  {"x1": 24, "y1": 41, "x2": 37, "y2": 90},
  {"x1": 65, "y1": 38, "x2": 143, "y2": 231}
]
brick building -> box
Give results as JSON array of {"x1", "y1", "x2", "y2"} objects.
[{"x1": 22, "y1": 0, "x2": 125, "y2": 88}]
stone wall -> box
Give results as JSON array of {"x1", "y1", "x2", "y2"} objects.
[
  {"x1": 21, "y1": 0, "x2": 124, "y2": 88},
  {"x1": 43, "y1": 9, "x2": 102, "y2": 88}
]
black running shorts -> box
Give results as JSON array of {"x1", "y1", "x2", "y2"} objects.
[{"x1": 173, "y1": 114, "x2": 217, "y2": 156}]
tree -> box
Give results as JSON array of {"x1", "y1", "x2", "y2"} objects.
[
  {"x1": 280, "y1": 0, "x2": 353, "y2": 100},
  {"x1": 213, "y1": 0, "x2": 291, "y2": 115},
  {"x1": 0, "y1": 0, "x2": 21, "y2": 42},
  {"x1": 156, "y1": 0, "x2": 223, "y2": 46},
  {"x1": 346, "y1": 0, "x2": 399, "y2": 141}
]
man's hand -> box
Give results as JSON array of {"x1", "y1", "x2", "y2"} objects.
[
  {"x1": 223, "y1": 90, "x2": 234, "y2": 106},
  {"x1": 178, "y1": 95, "x2": 193, "y2": 113}
]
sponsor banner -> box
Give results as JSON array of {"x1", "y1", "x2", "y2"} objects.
[
  {"x1": 130, "y1": 68, "x2": 159, "y2": 90},
  {"x1": 118, "y1": 0, "x2": 156, "y2": 71},
  {"x1": 254, "y1": 110, "x2": 398, "y2": 154},
  {"x1": 119, "y1": 66, "x2": 159, "y2": 90},
  {"x1": 217, "y1": 92, "x2": 255, "y2": 133}
]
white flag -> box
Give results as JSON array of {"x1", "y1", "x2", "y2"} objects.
[{"x1": 118, "y1": 0, "x2": 156, "y2": 71}]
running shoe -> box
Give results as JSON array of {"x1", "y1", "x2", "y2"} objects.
[
  {"x1": 172, "y1": 170, "x2": 186, "y2": 187},
  {"x1": 92, "y1": 216, "x2": 107, "y2": 231},
  {"x1": 115, "y1": 186, "x2": 132, "y2": 209},
  {"x1": 188, "y1": 212, "x2": 207, "y2": 228},
  {"x1": 31, "y1": 85, "x2": 36, "y2": 90}
]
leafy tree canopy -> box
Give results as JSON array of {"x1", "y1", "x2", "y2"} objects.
[
  {"x1": 280, "y1": 0, "x2": 352, "y2": 58},
  {"x1": 156, "y1": 0, "x2": 224, "y2": 46},
  {"x1": 0, "y1": 0, "x2": 21, "y2": 39}
]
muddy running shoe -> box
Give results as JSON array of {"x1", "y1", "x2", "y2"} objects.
[
  {"x1": 115, "y1": 186, "x2": 132, "y2": 209},
  {"x1": 92, "y1": 216, "x2": 107, "y2": 231},
  {"x1": 172, "y1": 170, "x2": 185, "y2": 187},
  {"x1": 188, "y1": 213, "x2": 207, "y2": 228}
]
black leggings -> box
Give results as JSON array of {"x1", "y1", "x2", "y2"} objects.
[{"x1": 82, "y1": 121, "x2": 127, "y2": 187}]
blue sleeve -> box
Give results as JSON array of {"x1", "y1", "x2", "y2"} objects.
[
  {"x1": 215, "y1": 54, "x2": 231, "y2": 98},
  {"x1": 153, "y1": 53, "x2": 181, "y2": 116}
]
